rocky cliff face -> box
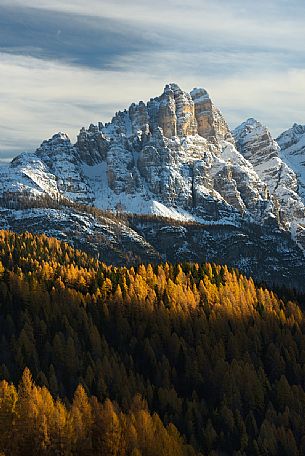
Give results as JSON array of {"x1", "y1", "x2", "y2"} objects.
[
  {"x1": 277, "y1": 123, "x2": 305, "y2": 202},
  {"x1": 190, "y1": 87, "x2": 233, "y2": 142},
  {"x1": 0, "y1": 83, "x2": 304, "y2": 287}
]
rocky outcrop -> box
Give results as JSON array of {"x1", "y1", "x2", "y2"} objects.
[
  {"x1": 146, "y1": 83, "x2": 198, "y2": 138},
  {"x1": 169, "y1": 84, "x2": 198, "y2": 137},
  {"x1": 77, "y1": 124, "x2": 109, "y2": 164},
  {"x1": 277, "y1": 123, "x2": 305, "y2": 202},
  {"x1": 191, "y1": 88, "x2": 233, "y2": 143},
  {"x1": 129, "y1": 101, "x2": 150, "y2": 135},
  {"x1": 154, "y1": 86, "x2": 177, "y2": 138}
]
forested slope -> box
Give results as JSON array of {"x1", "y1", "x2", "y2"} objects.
[{"x1": 0, "y1": 231, "x2": 304, "y2": 455}]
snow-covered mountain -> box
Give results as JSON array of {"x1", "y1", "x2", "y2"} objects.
[
  {"x1": 277, "y1": 124, "x2": 305, "y2": 202},
  {"x1": 1, "y1": 83, "x2": 305, "y2": 288},
  {"x1": 233, "y1": 118, "x2": 305, "y2": 250},
  {"x1": 0, "y1": 84, "x2": 277, "y2": 222}
]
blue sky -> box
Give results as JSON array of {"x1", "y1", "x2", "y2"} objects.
[{"x1": 0, "y1": 0, "x2": 305, "y2": 159}]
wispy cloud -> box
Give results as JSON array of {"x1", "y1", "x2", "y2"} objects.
[
  {"x1": 2, "y1": 0, "x2": 305, "y2": 52},
  {"x1": 0, "y1": 5, "x2": 159, "y2": 68}
]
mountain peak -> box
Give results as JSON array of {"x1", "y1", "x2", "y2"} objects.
[
  {"x1": 36, "y1": 132, "x2": 73, "y2": 156},
  {"x1": 190, "y1": 87, "x2": 210, "y2": 101},
  {"x1": 190, "y1": 87, "x2": 232, "y2": 142},
  {"x1": 277, "y1": 123, "x2": 305, "y2": 201},
  {"x1": 292, "y1": 123, "x2": 305, "y2": 133},
  {"x1": 233, "y1": 118, "x2": 305, "y2": 228},
  {"x1": 244, "y1": 118, "x2": 261, "y2": 128},
  {"x1": 105, "y1": 84, "x2": 232, "y2": 142},
  {"x1": 53, "y1": 132, "x2": 70, "y2": 141},
  {"x1": 277, "y1": 123, "x2": 305, "y2": 149},
  {"x1": 44, "y1": 132, "x2": 71, "y2": 144},
  {"x1": 233, "y1": 118, "x2": 263, "y2": 137},
  {"x1": 233, "y1": 118, "x2": 279, "y2": 159},
  {"x1": 164, "y1": 82, "x2": 182, "y2": 93}
]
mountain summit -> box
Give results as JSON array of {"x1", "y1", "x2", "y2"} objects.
[{"x1": 1, "y1": 83, "x2": 305, "y2": 288}]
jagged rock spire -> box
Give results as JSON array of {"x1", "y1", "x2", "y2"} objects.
[
  {"x1": 191, "y1": 87, "x2": 233, "y2": 143},
  {"x1": 107, "y1": 83, "x2": 232, "y2": 142}
]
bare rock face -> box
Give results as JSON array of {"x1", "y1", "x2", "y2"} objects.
[
  {"x1": 129, "y1": 101, "x2": 150, "y2": 135},
  {"x1": 156, "y1": 85, "x2": 177, "y2": 138},
  {"x1": 146, "y1": 83, "x2": 197, "y2": 138},
  {"x1": 106, "y1": 140, "x2": 140, "y2": 195},
  {"x1": 169, "y1": 84, "x2": 198, "y2": 137},
  {"x1": 191, "y1": 88, "x2": 233, "y2": 143},
  {"x1": 77, "y1": 124, "x2": 109, "y2": 165}
]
